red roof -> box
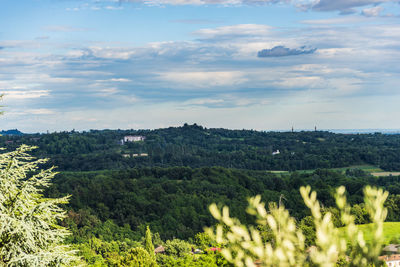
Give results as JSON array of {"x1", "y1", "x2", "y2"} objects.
[{"x1": 379, "y1": 254, "x2": 400, "y2": 262}]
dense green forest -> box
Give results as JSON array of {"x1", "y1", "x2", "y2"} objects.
[
  {"x1": 47, "y1": 167, "x2": 400, "y2": 241},
  {"x1": 3, "y1": 124, "x2": 400, "y2": 265},
  {"x1": 2, "y1": 124, "x2": 400, "y2": 171},
  {"x1": 43, "y1": 166, "x2": 400, "y2": 265}
]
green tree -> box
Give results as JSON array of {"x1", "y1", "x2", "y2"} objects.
[
  {"x1": 145, "y1": 226, "x2": 155, "y2": 259},
  {"x1": 164, "y1": 239, "x2": 191, "y2": 258},
  {"x1": 122, "y1": 247, "x2": 158, "y2": 267},
  {"x1": 0, "y1": 145, "x2": 78, "y2": 266}
]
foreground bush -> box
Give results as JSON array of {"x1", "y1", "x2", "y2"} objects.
[{"x1": 207, "y1": 186, "x2": 388, "y2": 266}]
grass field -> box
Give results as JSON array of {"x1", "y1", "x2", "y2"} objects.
[
  {"x1": 266, "y1": 165, "x2": 383, "y2": 175},
  {"x1": 371, "y1": 172, "x2": 400, "y2": 177},
  {"x1": 265, "y1": 165, "x2": 400, "y2": 177},
  {"x1": 339, "y1": 222, "x2": 400, "y2": 244},
  {"x1": 331, "y1": 165, "x2": 383, "y2": 173}
]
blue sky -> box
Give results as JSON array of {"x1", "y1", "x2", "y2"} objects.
[{"x1": 1, "y1": 0, "x2": 400, "y2": 132}]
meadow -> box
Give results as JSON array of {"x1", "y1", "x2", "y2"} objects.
[{"x1": 340, "y1": 222, "x2": 400, "y2": 245}]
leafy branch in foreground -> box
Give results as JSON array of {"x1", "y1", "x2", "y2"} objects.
[
  {"x1": 0, "y1": 145, "x2": 78, "y2": 266},
  {"x1": 207, "y1": 185, "x2": 388, "y2": 267}
]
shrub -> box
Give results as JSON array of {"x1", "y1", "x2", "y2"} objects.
[{"x1": 207, "y1": 185, "x2": 388, "y2": 266}]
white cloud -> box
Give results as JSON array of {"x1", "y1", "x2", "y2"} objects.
[
  {"x1": 89, "y1": 47, "x2": 136, "y2": 59},
  {"x1": 273, "y1": 76, "x2": 323, "y2": 88},
  {"x1": 184, "y1": 98, "x2": 225, "y2": 105},
  {"x1": 122, "y1": 0, "x2": 281, "y2": 5},
  {"x1": 98, "y1": 87, "x2": 120, "y2": 95},
  {"x1": 298, "y1": 0, "x2": 394, "y2": 13},
  {"x1": 44, "y1": 26, "x2": 90, "y2": 32},
  {"x1": 194, "y1": 24, "x2": 272, "y2": 38},
  {"x1": 104, "y1": 5, "x2": 124, "y2": 10},
  {"x1": 157, "y1": 71, "x2": 248, "y2": 88},
  {"x1": 361, "y1": 6, "x2": 384, "y2": 17},
  {"x1": 103, "y1": 78, "x2": 132, "y2": 82},
  {"x1": 28, "y1": 109, "x2": 56, "y2": 115},
  {"x1": 3, "y1": 90, "x2": 50, "y2": 100},
  {"x1": 182, "y1": 95, "x2": 270, "y2": 107},
  {"x1": 300, "y1": 16, "x2": 367, "y2": 25}
]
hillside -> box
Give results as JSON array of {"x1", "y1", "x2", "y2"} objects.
[
  {"x1": 47, "y1": 167, "x2": 400, "y2": 241},
  {"x1": 1, "y1": 124, "x2": 400, "y2": 172},
  {"x1": 0, "y1": 129, "x2": 24, "y2": 135}
]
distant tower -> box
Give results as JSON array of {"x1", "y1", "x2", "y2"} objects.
[
  {"x1": 315, "y1": 126, "x2": 317, "y2": 132},
  {"x1": 292, "y1": 126, "x2": 294, "y2": 133}
]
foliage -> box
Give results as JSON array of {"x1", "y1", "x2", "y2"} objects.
[
  {"x1": 156, "y1": 252, "x2": 231, "y2": 267},
  {"x1": 164, "y1": 239, "x2": 192, "y2": 258},
  {"x1": 121, "y1": 247, "x2": 158, "y2": 267},
  {"x1": 0, "y1": 145, "x2": 77, "y2": 266},
  {"x1": 145, "y1": 226, "x2": 156, "y2": 260},
  {"x1": 298, "y1": 216, "x2": 316, "y2": 247},
  {"x1": 77, "y1": 234, "x2": 230, "y2": 267},
  {"x1": 4, "y1": 124, "x2": 400, "y2": 172},
  {"x1": 338, "y1": 222, "x2": 400, "y2": 245},
  {"x1": 194, "y1": 232, "x2": 219, "y2": 250},
  {"x1": 46, "y1": 166, "x2": 400, "y2": 241},
  {"x1": 207, "y1": 186, "x2": 388, "y2": 266},
  {"x1": 77, "y1": 238, "x2": 159, "y2": 266}
]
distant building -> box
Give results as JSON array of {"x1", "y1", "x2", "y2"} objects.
[
  {"x1": 124, "y1": 135, "x2": 145, "y2": 142},
  {"x1": 121, "y1": 135, "x2": 146, "y2": 144},
  {"x1": 272, "y1": 150, "x2": 280, "y2": 155},
  {"x1": 133, "y1": 153, "x2": 148, "y2": 157},
  {"x1": 383, "y1": 244, "x2": 400, "y2": 254},
  {"x1": 154, "y1": 246, "x2": 165, "y2": 254},
  {"x1": 122, "y1": 153, "x2": 148, "y2": 158},
  {"x1": 379, "y1": 254, "x2": 400, "y2": 266}
]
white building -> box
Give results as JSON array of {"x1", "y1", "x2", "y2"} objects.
[
  {"x1": 272, "y1": 150, "x2": 280, "y2": 155},
  {"x1": 123, "y1": 135, "x2": 146, "y2": 142},
  {"x1": 379, "y1": 254, "x2": 400, "y2": 267}
]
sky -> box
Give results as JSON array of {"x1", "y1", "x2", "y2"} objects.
[{"x1": 0, "y1": 0, "x2": 400, "y2": 132}]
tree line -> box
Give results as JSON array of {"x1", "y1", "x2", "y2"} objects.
[{"x1": 2, "y1": 124, "x2": 400, "y2": 171}]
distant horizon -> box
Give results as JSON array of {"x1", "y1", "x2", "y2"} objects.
[{"x1": 2, "y1": 125, "x2": 400, "y2": 135}]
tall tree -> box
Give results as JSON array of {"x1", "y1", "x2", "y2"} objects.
[
  {"x1": 0, "y1": 145, "x2": 77, "y2": 266},
  {"x1": 145, "y1": 226, "x2": 155, "y2": 259}
]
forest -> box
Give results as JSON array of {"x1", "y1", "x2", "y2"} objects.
[
  {"x1": 2, "y1": 125, "x2": 400, "y2": 265},
  {"x1": 42, "y1": 166, "x2": 400, "y2": 265},
  {"x1": 47, "y1": 167, "x2": 400, "y2": 240},
  {"x1": 2, "y1": 123, "x2": 400, "y2": 171}
]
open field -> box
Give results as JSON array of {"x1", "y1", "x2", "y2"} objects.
[
  {"x1": 331, "y1": 165, "x2": 383, "y2": 173},
  {"x1": 266, "y1": 165, "x2": 385, "y2": 175},
  {"x1": 340, "y1": 222, "x2": 400, "y2": 244},
  {"x1": 371, "y1": 172, "x2": 400, "y2": 177},
  {"x1": 268, "y1": 170, "x2": 289, "y2": 174}
]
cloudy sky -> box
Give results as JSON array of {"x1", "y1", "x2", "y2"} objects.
[{"x1": 1, "y1": 0, "x2": 399, "y2": 132}]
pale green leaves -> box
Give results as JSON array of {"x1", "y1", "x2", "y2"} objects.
[
  {"x1": 0, "y1": 145, "x2": 78, "y2": 266},
  {"x1": 208, "y1": 185, "x2": 388, "y2": 266}
]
